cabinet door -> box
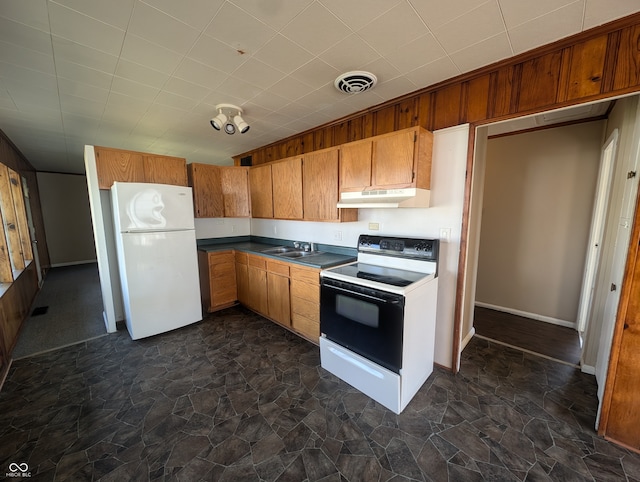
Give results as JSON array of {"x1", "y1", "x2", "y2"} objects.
[
  {"x1": 187, "y1": 163, "x2": 223, "y2": 218},
  {"x1": 268, "y1": 272, "x2": 290, "y2": 327},
  {"x1": 209, "y1": 252, "x2": 237, "y2": 309},
  {"x1": 143, "y1": 155, "x2": 188, "y2": 186},
  {"x1": 249, "y1": 165, "x2": 273, "y2": 218},
  {"x1": 372, "y1": 130, "x2": 415, "y2": 187},
  {"x1": 272, "y1": 157, "x2": 303, "y2": 219},
  {"x1": 95, "y1": 147, "x2": 145, "y2": 189},
  {"x1": 235, "y1": 253, "x2": 250, "y2": 306},
  {"x1": 339, "y1": 140, "x2": 372, "y2": 191},
  {"x1": 247, "y1": 255, "x2": 268, "y2": 314},
  {"x1": 221, "y1": 167, "x2": 250, "y2": 217},
  {"x1": 303, "y1": 148, "x2": 339, "y2": 221}
]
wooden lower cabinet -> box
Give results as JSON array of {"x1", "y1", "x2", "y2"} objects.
[
  {"x1": 235, "y1": 252, "x2": 250, "y2": 306},
  {"x1": 267, "y1": 259, "x2": 290, "y2": 327},
  {"x1": 246, "y1": 254, "x2": 269, "y2": 314},
  {"x1": 198, "y1": 250, "x2": 237, "y2": 312},
  {"x1": 290, "y1": 265, "x2": 320, "y2": 343}
]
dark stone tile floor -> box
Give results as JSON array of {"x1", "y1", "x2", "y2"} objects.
[{"x1": 1, "y1": 306, "x2": 639, "y2": 481}]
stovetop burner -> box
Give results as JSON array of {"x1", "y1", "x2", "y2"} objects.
[{"x1": 356, "y1": 271, "x2": 413, "y2": 287}]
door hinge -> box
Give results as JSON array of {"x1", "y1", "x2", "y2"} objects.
[
  {"x1": 628, "y1": 171, "x2": 637, "y2": 179},
  {"x1": 611, "y1": 283, "x2": 617, "y2": 291}
]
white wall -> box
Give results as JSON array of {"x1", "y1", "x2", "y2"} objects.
[
  {"x1": 250, "y1": 125, "x2": 470, "y2": 369},
  {"x1": 475, "y1": 121, "x2": 604, "y2": 326},
  {"x1": 195, "y1": 218, "x2": 250, "y2": 239},
  {"x1": 37, "y1": 172, "x2": 97, "y2": 266}
]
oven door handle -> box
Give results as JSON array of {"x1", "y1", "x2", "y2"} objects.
[{"x1": 323, "y1": 283, "x2": 402, "y2": 304}]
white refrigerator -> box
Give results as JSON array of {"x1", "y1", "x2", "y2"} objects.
[{"x1": 111, "y1": 182, "x2": 202, "y2": 340}]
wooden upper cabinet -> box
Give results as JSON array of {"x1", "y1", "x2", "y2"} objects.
[
  {"x1": 303, "y1": 147, "x2": 357, "y2": 222},
  {"x1": 187, "y1": 163, "x2": 223, "y2": 218},
  {"x1": 220, "y1": 167, "x2": 250, "y2": 217},
  {"x1": 271, "y1": 156, "x2": 303, "y2": 220},
  {"x1": 95, "y1": 147, "x2": 145, "y2": 189},
  {"x1": 339, "y1": 126, "x2": 433, "y2": 192},
  {"x1": 339, "y1": 141, "x2": 372, "y2": 190},
  {"x1": 249, "y1": 164, "x2": 273, "y2": 218},
  {"x1": 143, "y1": 156, "x2": 188, "y2": 186},
  {"x1": 94, "y1": 146, "x2": 187, "y2": 189}
]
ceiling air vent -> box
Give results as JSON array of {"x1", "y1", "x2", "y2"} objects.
[{"x1": 334, "y1": 71, "x2": 377, "y2": 94}]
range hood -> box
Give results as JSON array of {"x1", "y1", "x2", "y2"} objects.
[{"x1": 337, "y1": 188, "x2": 430, "y2": 208}]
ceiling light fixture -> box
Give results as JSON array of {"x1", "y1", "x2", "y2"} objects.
[{"x1": 210, "y1": 103, "x2": 250, "y2": 134}]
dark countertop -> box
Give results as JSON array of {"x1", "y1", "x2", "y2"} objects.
[{"x1": 197, "y1": 237, "x2": 356, "y2": 269}]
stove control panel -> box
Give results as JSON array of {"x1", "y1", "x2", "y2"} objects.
[{"x1": 358, "y1": 235, "x2": 438, "y2": 261}]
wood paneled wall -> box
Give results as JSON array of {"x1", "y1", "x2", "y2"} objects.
[{"x1": 234, "y1": 13, "x2": 640, "y2": 166}]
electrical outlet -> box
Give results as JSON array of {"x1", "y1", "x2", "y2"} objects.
[
  {"x1": 334, "y1": 230, "x2": 343, "y2": 241},
  {"x1": 368, "y1": 222, "x2": 379, "y2": 231},
  {"x1": 273, "y1": 226, "x2": 277, "y2": 234},
  {"x1": 440, "y1": 228, "x2": 451, "y2": 242}
]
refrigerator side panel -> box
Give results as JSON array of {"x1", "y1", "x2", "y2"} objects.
[
  {"x1": 116, "y1": 230, "x2": 202, "y2": 339},
  {"x1": 112, "y1": 182, "x2": 195, "y2": 233}
]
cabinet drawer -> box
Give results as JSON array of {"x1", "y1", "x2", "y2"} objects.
[
  {"x1": 291, "y1": 265, "x2": 319, "y2": 284},
  {"x1": 291, "y1": 296, "x2": 319, "y2": 322},
  {"x1": 235, "y1": 251, "x2": 248, "y2": 265},
  {"x1": 267, "y1": 259, "x2": 289, "y2": 277},
  {"x1": 208, "y1": 251, "x2": 234, "y2": 266},
  {"x1": 291, "y1": 280, "x2": 319, "y2": 304},
  {"x1": 211, "y1": 261, "x2": 236, "y2": 279},
  {"x1": 292, "y1": 312, "x2": 319, "y2": 342},
  {"x1": 248, "y1": 254, "x2": 266, "y2": 270}
]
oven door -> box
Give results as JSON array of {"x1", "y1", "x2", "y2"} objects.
[{"x1": 320, "y1": 277, "x2": 405, "y2": 373}]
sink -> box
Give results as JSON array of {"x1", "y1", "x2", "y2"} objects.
[
  {"x1": 279, "y1": 250, "x2": 323, "y2": 258},
  {"x1": 260, "y1": 246, "x2": 298, "y2": 254}
]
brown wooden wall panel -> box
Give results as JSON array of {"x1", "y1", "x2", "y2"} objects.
[
  {"x1": 612, "y1": 24, "x2": 640, "y2": 91},
  {"x1": 566, "y1": 36, "x2": 608, "y2": 100},
  {"x1": 433, "y1": 83, "x2": 463, "y2": 130},
  {"x1": 374, "y1": 105, "x2": 396, "y2": 135},
  {"x1": 234, "y1": 13, "x2": 640, "y2": 166},
  {"x1": 301, "y1": 132, "x2": 314, "y2": 154},
  {"x1": 466, "y1": 75, "x2": 491, "y2": 122},
  {"x1": 284, "y1": 137, "x2": 303, "y2": 158},
  {"x1": 517, "y1": 51, "x2": 563, "y2": 112}
]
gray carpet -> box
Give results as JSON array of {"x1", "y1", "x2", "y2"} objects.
[{"x1": 11, "y1": 263, "x2": 106, "y2": 359}]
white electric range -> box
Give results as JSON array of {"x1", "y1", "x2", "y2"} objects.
[{"x1": 319, "y1": 234, "x2": 439, "y2": 414}]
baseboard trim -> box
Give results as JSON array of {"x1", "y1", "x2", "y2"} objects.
[
  {"x1": 461, "y1": 327, "x2": 476, "y2": 350},
  {"x1": 51, "y1": 260, "x2": 97, "y2": 268},
  {"x1": 474, "y1": 334, "x2": 580, "y2": 368},
  {"x1": 475, "y1": 302, "x2": 576, "y2": 329},
  {"x1": 581, "y1": 364, "x2": 596, "y2": 375}
]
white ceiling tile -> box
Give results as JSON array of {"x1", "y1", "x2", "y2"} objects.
[
  {"x1": 319, "y1": 34, "x2": 381, "y2": 72},
  {"x1": 369, "y1": 77, "x2": 416, "y2": 102},
  {"x1": 155, "y1": 91, "x2": 197, "y2": 111},
  {"x1": 408, "y1": 0, "x2": 489, "y2": 31},
  {"x1": 280, "y1": 3, "x2": 352, "y2": 55},
  {"x1": 173, "y1": 58, "x2": 227, "y2": 90},
  {"x1": 62, "y1": 112, "x2": 101, "y2": 134},
  {"x1": 59, "y1": 92, "x2": 105, "y2": 117},
  {"x1": 228, "y1": 0, "x2": 313, "y2": 31},
  {"x1": 294, "y1": 84, "x2": 344, "y2": 110},
  {"x1": 52, "y1": 36, "x2": 119, "y2": 74},
  {"x1": 163, "y1": 77, "x2": 210, "y2": 101},
  {"x1": 141, "y1": 0, "x2": 224, "y2": 30},
  {"x1": 584, "y1": 0, "x2": 639, "y2": 28},
  {"x1": 359, "y1": 57, "x2": 401, "y2": 85},
  {"x1": 253, "y1": 34, "x2": 311, "y2": 75},
  {"x1": 0, "y1": 40, "x2": 56, "y2": 74},
  {"x1": 434, "y1": 1, "x2": 506, "y2": 54},
  {"x1": 385, "y1": 33, "x2": 447, "y2": 73},
  {"x1": 508, "y1": 1, "x2": 584, "y2": 54},
  {"x1": 319, "y1": 0, "x2": 401, "y2": 30},
  {"x1": 0, "y1": 0, "x2": 50, "y2": 32},
  {"x1": 48, "y1": 3, "x2": 126, "y2": 56},
  {"x1": 58, "y1": 77, "x2": 110, "y2": 103},
  {"x1": 128, "y1": 2, "x2": 200, "y2": 55},
  {"x1": 120, "y1": 34, "x2": 183, "y2": 74},
  {"x1": 51, "y1": 0, "x2": 135, "y2": 30},
  {"x1": 232, "y1": 59, "x2": 284, "y2": 90},
  {"x1": 262, "y1": 76, "x2": 314, "y2": 104},
  {"x1": 0, "y1": 17, "x2": 53, "y2": 55},
  {"x1": 115, "y1": 59, "x2": 169, "y2": 89},
  {"x1": 215, "y1": 76, "x2": 263, "y2": 101},
  {"x1": 0, "y1": 63, "x2": 58, "y2": 92},
  {"x1": 498, "y1": 0, "x2": 579, "y2": 29},
  {"x1": 56, "y1": 59, "x2": 114, "y2": 90},
  {"x1": 188, "y1": 34, "x2": 249, "y2": 75},
  {"x1": 358, "y1": 2, "x2": 430, "y2": 56},
  {"x1": 11, "y1": 86, "x2": 61, "y2": 111},
  {"x1": 450, "y1": 32, "x2": 513, "y2": 73},
  {"x1": 205, "y1": 2, "x2": 276, "y2": 55},
  {"x1": 342, "y1": 90, "x2": 386, "y2": 110},
  {"x1": 405, "y1": 56, "x2": 461, "y2": 89},
  {"x1": 290, "y1": 58, "x2": 340, "y2": 90},
  {"x1": 111, "y1": 76, "x2": 160, "y2": 101}
]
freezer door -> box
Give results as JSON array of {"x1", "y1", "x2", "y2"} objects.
[
  {"x1": 112, "y1": 182, "x2": 195, "y2": 233},
  {"x1": 117, "y1": 230, "x2": 202, "y2": 339}
]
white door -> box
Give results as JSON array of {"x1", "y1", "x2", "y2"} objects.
[
  {"x1": 576, "y1": 130, "x2": 618, "y2": 336},
  {"x1": 21, "y1": 177, "x2": 43, "y2": 287}
]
